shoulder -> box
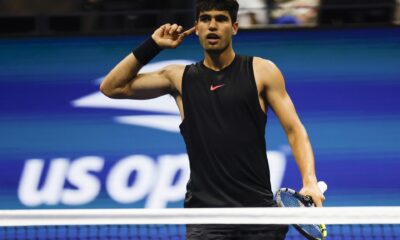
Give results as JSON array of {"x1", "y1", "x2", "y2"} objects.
[
  {"x1": 160, "y1": 64, "x2": 189, "y2": 94},
  {"x1": 252, "y1": 57, "x2": 285, "y2": 87},
  {"x1": 160, "y1": 64, "x2": 187, "y2": 82},
  {"x1": 252, "y1": 57, "x2": 280, "y2": 75},
  {"x1": 162, "y1": 64, "x2": 186, "y2": 76}
]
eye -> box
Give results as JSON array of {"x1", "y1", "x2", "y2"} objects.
[
  {"x1": 199, "y1": 15, "x2": 210, "y2": 22},
  {"x1": 215, "y1": 15, "x2": 229, "y2": 22}
]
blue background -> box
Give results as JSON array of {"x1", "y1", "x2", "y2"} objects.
[{"x1": 0, "y1": 27, "x2": 399, "y2": 209}]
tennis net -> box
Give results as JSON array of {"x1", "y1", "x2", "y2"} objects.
[{"x1": 1, "y1": 207, "x2": 400, "y2": 239}]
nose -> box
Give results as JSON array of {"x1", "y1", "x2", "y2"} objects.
[{"x1": 209, "y1": 18, "x2": 217, "y2": 31}]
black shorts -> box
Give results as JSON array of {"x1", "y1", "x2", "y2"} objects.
[{"x1": 186, "y1": 224, "x2": 289, "y2": 240}]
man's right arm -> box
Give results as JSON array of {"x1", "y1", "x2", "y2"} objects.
[
  {"x1": 100, "y1": 53, "x2": 172, "y2": 99},
  {"x1": 100, "y1": 24, "x2": 195, "y2": 100}
]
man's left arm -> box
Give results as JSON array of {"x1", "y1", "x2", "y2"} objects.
[{"x1": 253, "y1": 57, "x2": 325, "y2": 206}]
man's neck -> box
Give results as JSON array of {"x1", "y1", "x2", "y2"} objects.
[{"x1": 203, "y1": 48, "x2": 236, "y2": 71}]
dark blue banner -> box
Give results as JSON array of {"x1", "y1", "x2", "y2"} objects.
[{"x1": 0, "y1": 27, "x2": 399, "y2": 209}]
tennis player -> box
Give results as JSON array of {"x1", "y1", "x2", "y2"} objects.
[{"x1": 100, "y1": 0, "x2": 325, "y2": 238}]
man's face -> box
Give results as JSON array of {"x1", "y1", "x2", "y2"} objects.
[{"x1": 195, "y1": 10, "x2": 238, "y2": 52}]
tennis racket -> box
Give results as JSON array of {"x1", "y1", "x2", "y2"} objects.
[{"x1": 276, "y1": 181, "x2": 328, "y2": 240}]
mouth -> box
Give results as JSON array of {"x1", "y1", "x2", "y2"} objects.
[
  {"x1": 206, "y1": 33, "x2": 220, "y2": 44},
  {"x1": 206, "y1": 33, "x2": 220, "y2": 39}
]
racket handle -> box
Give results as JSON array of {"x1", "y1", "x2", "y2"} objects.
[{"x1": 317, "y1": 181, "x2": 328, "y2": 193}]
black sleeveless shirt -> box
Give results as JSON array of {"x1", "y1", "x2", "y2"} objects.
[{"x1": 180, "y1": 55, "x2": 274, "y2": 207}]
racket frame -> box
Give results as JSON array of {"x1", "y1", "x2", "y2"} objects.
[{"x1": 276, "y1": 187, "x2": 327, "y2": 240}]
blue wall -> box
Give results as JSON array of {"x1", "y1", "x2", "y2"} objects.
[{"x1": 0, "y1": 27, "x2": 399, "y2": 209}]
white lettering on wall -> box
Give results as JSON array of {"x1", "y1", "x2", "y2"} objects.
[
  {"x1": 18, "y1": 152, "x2": 286, "y2": 208},
  {"x1": 106, "y1": 155, "x2": 156, "y2": 203}
]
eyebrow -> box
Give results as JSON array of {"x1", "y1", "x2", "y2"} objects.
[{"x1": 199, "y1": 13, "x2": 229, "y2": 19}]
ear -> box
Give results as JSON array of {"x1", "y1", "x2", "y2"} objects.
[
  {"x1": 195, "y1": 21, "x2": 199, "y2": 36},
  {"x1": 232, "y1": 22, "x2": 239, "y2": 35}
]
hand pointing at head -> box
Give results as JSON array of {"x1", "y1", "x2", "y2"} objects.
[{"x1": 152, "y1": 24, "x2": 196, "y2": 49}]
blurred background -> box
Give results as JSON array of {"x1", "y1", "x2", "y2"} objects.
[
  {"x1": 0, "y1": 0, "x2": 399, "y2": 35},
  {"x1": 0, "y1": 0, "x2": 399, "y2": 210}
]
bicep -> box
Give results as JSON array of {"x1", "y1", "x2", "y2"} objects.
[
  {"x1": 126, "y1": 70, "x2": 173, "y2": 99},
  {"x1": 101, "y1": 54, "x2": 176, "y2": 100},
  {"x1": 263, "y1": 62, "x2": 303, "y2": 133},
  {"x1": 267, "y1": 88, "x2": 302, "y2": 134}
]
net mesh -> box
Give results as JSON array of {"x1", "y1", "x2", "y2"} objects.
[
  {"x1": 2, "y1": 224, "x2": 400, "y2": 240},
  {"x1": 1, "y1": 207, "x2": 399, "y2": 240}
]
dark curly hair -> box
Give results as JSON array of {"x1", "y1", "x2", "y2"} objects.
[{"x1": 195, "y1": 0, "x2": 239, "y2": 23}]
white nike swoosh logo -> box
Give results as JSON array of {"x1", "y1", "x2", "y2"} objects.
[{"x1": 72, "y1": 60, "x2": 194, "y2": 133}]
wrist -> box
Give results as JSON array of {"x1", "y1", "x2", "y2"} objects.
[
  {"x1": 302, "y1": 175, "x2": 318, "y2": 186},
  {"x1": 132, "y1": 37, "x2": 163, "y2": 65}
]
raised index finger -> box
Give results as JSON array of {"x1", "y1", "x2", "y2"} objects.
[{"x1": 181, "y1": 26, "x2": 196, "y2": 37}]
